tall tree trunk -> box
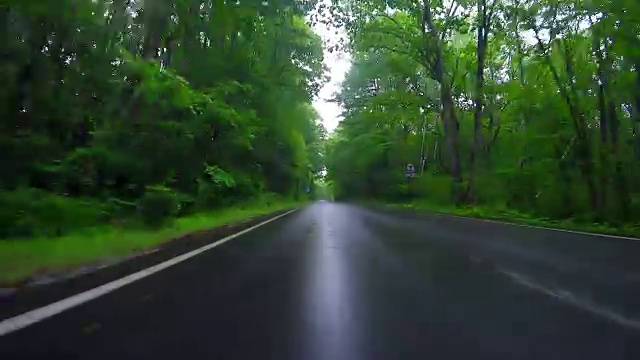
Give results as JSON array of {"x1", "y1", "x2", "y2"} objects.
[
  {"x1": 534, "y1": 30, "x2": 598, "y2": 211},
  {"x1": 635, "y1": 63, "x2": 640, "y2": 122},
  {"x1": 554, "y1": 143, "x2": 573, "y2": 217},
  {"x1": 596, "y1": 81, "x2": 609, "y2": 214},
  {"x1": 421, "y1": 0, "x2": 463, "y2": 201},
  {"x1": 419, "y1": 115, "x2": 427, "y2": 174},
  {"x1": 441, "y1": 83, "x2": 463, "y2": 199},
  {"x1": 608, "y1": 100, "x2": 629, "y2": 220},
  {"x1": 141, "y1": 0, "x2": 169, "y2": 60},
  {"x1": 632, "y1": 62, "x2": 640, "y2": 157},
  {"x1": 108, "y1": 0, "x2": 130, "y2": 51},
  {"x1": 485, "y1": 67, "x2": 500, "y2": 155},
  {"x1": 593, "y1": 28, "x2": 630, "y2": 220},
  {"x1": 468, "y1": 0, "x2": 490, "y2": 203},
  {"x1": 594, "y1": 29, "x2": 609, "y2": 215}
]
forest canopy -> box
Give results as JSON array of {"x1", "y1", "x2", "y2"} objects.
[
  {"x1": 2, "y1": 0, "x2": 640, "y2": 238},
  {"x1": 0, "y1": 0, "x2": 327, "y2": 237},
  {"x1": 325, "y1": 0, "x2": 640, "y2": 225}
]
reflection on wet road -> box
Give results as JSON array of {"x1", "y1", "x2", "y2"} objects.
[
  {"x1": 1, "y1": 202, "x2": 640, "y2": 359},
  {"x1": 299, "y1": 204, "x2": 362, "y2": 360}
]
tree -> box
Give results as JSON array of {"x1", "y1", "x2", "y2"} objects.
[
  {"x1": 326, "y1": 0, "x2": 640, "y2": 224},
  {"x1": 0, "y1": 0, "x2": 327, "y2": 236}
]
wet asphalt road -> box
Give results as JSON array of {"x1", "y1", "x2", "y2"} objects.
[{"x1": 1, "y1": 202, "x2": 640, "y2": 359}]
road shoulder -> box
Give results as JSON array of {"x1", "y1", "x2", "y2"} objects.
[
  {"x1": 369, "y1": 201, "x2": 640, "y2": 241},
  {"x1": 0, "y1": 207, "x2": 298, "y2": 323}
]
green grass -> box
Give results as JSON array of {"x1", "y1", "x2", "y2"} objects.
[
  {"x1": 385, "y1": 200, "x2": 640, "y2": 239},
  {"x1": 0, "y1": 199, "x2": 302, "y2": 285}
]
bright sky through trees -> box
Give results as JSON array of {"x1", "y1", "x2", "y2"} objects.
[{"x1": 311, "y1": 1, "x2": 351, "y2": 132}]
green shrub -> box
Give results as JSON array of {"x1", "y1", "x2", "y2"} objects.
[
  {"x1": 176, "y1": 192, "x2": 197, "y2": 216},
  {"x1": 254, "y1": 192, "x2": 280, "y2": 207},
  {"x1": 196, "y1": 165, "x2": 238, "y2": 209},
  {"x1": 107, "y1": 197, "x2": 137, "y2": 215},
  {"x1": 0, "y1": 188, "x2": 109, "y2": 238},
  {"x1": 474, "y1": 173, "x2": 509, "y2": 206},
  {"x1": 137, "y1": 187, "x2": 179, "y2": 226},
  {"x1": 412, "y1": 174, "x2": 453, "y2": 206},
  {"x1": 233, "y1": 173, "x2": 262, "y2": 198},
  {"x1": 534, "y1": 174, "x2": 589, "y2": 220},
  {"x1": 196, "y1": 180, "x2": 219, "y2": 208}
]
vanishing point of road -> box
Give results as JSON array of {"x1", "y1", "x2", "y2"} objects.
[{"x1": 1, "y1": 202, "x2": 640, "y2": 359}]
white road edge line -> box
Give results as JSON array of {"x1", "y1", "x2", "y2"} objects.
[
  {"x1": 0, "y1": 208, "x2": 299, "y2": 337},
  {"x1": 432, "y1": 213, "x2": 640, "y2": 241},
  {"x1": 495, "y1": 266, "x2": 640, "y2": 331}
]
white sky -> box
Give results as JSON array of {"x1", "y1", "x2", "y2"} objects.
[{"x1": 310, "y1": 3, "x2": 351, "y2": 133}]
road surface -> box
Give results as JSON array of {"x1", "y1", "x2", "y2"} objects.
[{"x1": 1, "y1": 202, "x2": 640, "y2": 359}]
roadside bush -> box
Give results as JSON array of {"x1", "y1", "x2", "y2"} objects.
[
  {"x1": 176, "y1": 192, "x2": 197, "y2": 216},
  {"x1": 255, "y1": 192, "x2": 281, "y2": 207},
  {"x1": 0, "y1": 188, "x2": 108, "y2": 238},
  {"x1": 474, "y1": 173, "x2": 509, "y2": 206},
  {"x1": 534, "y1": 173, "x2": 590, "y2": 220},
  {"x1": 196, "y1": 165, "x2": 238, "y2": 209},
  {"x1": 137, "y1": 187, "x2": 179, "y2": 227},
  {"x1": 411, "y1": 174, "x2": 452, "y2": 206}
]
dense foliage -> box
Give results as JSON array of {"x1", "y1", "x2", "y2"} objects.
[
  {"x1": 326, "y1": 0, "x2": 640, "y2": 224},
  {"x1": 0, "y1": 0, "x2": 327, "y2": 237}
]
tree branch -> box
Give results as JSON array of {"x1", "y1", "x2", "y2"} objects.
[
  {"x1": 368, "y1": 42, "x2": 427, "y2": 69},
  {"x1": 486, "y1": 0, "x2": 498, "y2": 27},
  {"x1": 378, "y1": 13, "x2": 408, "y2": 33},
  {"x1": 441, "y1": 2, "x2": 461, "y2": 41}
]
